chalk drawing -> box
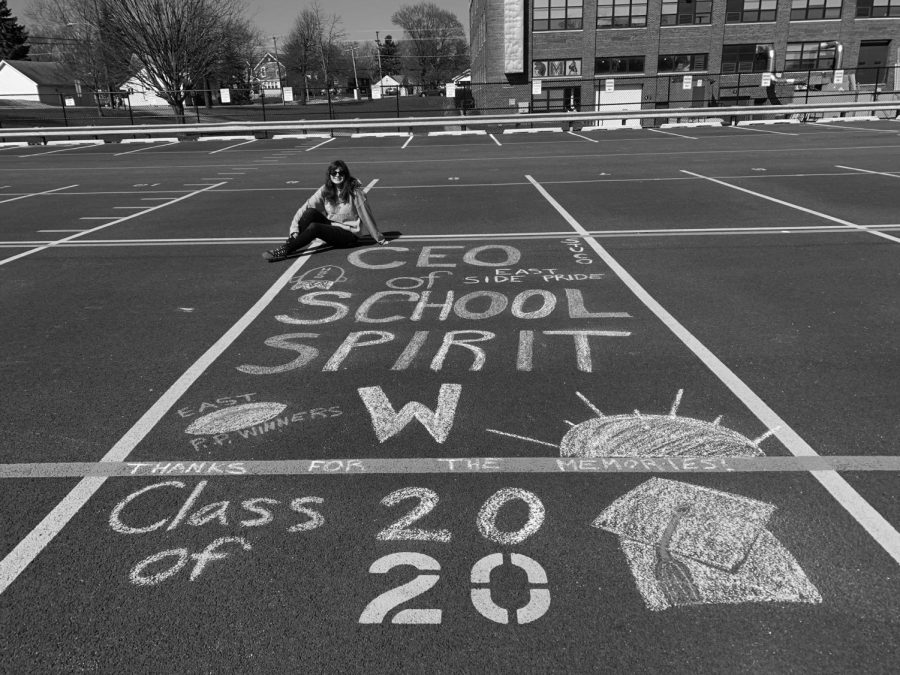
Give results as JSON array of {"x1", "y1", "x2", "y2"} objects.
[
  {"x1": 184, "y1": 402, "x2": 287, "y2": 435},
  {"x1": 476, "y1": 488, "x2": 545, "y2": 545},
  {"x1": 109, "y1": 481, "x2": 326, "y2": 535},
  {"x1": 128, "y1": 536, "x2": 252, "y2": 586},
  {"x1": 359, "y1": 384, "x2": 461, "y2": 443},
  {"x1": 593, "y1": 478, "x2": 822, "y2": 610},
  {"x1": 386, "y1": 270, "x2": 453, "y2": 290},
  {"x1": 347, "y1": 245, "x2": 521, "y2": 270},
  {"x1": 487, "y1": 390, "x2": 772, "y2": 458},
  {"x1": 377, "y1": 487, "x2": 452, "y2": 542},
  {"x1": 290, "y1": 265, "x2": 348, "y2": 291}
]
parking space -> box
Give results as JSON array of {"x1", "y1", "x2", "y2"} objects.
[{"x1": 1, "y1": 123, "x2": 900, "y2": 670}]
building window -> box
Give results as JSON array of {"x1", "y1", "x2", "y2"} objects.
[
  {"x1": 790, "y1": 0, "x2": 842, "y2": 19},
  {"x1": 721, "y1": 44, "x2": 773, "y2": 73},
  {"x1": 532, "y1": 86, "x2": 582, "y2": 111},
  {"x1": 533, "y1": 0, "x2": 584, "y2": 31},
  {"x1": 856, "y1": 0, "x2": 900, "y2": 16},
  {"x1": 725, "y1": 0, "x2": 777, "y2": 22},
  {"x1": 658, "y1": 53, "x2": 708, "y2": 72},
  {"x1": 533, "y1": 59, "x2": 583, "y2": 78},
  {"x1": 661, "y1": 0, "x2": 713, "y2": 24},
  {"x1": 597, "y1": 0, "x2": 648, "y2": 28},
  {"x1": 785, "y1": 41, "x2": 838, "y2": 69},
  {"x1": 595, "y1": 56, "x2": 646, "y2": 74}
]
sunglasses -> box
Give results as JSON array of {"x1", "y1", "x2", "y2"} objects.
[{"x1": 330, "y1": 169, "x2": 345, "y2": 176}]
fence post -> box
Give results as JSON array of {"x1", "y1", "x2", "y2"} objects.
[
  {"x1": 395, "y1": 89, "x2": 400, "y2": 118},
  {"x1": 194, "y1": 93, "x2": 200, "y2": 123},
  {"x1": 327, "y1": 88, "x2": 334, "y2": 120},
  {"x1": 261, "y1": 92, "x2": 267, "y2": 121},
  {"x1": 59, "y1": 93, "x2": 69, "y2": 126},
  {"x1": 126, "y1": 93, "x2": 134, "y2": 125}
]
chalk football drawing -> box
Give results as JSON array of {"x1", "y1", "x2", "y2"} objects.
[
  {"x1": 594, "y1": 478, "x2": 822, "y2": 611},
  {"x1": 185, "y1": 402, "x2": 287, "y2": 435},
  {"x1": 487, "y1": 390, "x2": 774, "y2": 458},
  {"x1": 290, "y1": 265, "x2": 348, "y2": 291}
]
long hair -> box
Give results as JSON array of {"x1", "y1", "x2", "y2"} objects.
[{"x1": 322, "y1": 160, "x2": 357, "y2": 203}]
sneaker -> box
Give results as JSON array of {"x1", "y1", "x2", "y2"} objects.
[{"x1": 263, "y1": 235, "x2": 301, "y2": 262}]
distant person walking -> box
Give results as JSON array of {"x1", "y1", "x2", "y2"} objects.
[{"x1": 263, "y1": 160, "x2": 387, "y2": 262}]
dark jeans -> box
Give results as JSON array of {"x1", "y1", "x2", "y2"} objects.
[{"x1": 293, "y1": 209, "x2": 359, "y2": 249}]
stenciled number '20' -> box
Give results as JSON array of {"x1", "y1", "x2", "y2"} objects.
[{"x1": 360, "y1": 487, "x2": 550, "y2": 625}]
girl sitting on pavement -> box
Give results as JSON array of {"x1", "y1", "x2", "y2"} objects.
[{"x1": 264, "y1": 159, "x2": 387, "y2": 262}]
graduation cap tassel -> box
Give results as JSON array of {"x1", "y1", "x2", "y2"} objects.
[{"x1": 654, "y1": 504, "x2": 703, "y2": 607}]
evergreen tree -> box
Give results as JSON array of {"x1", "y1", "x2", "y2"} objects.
[
  {"x1": 378, "y1": 35, "x2": 401, "y2": 78},
  {"x1": 0, "y1": 0, "x2": 30, "y2": 60}
]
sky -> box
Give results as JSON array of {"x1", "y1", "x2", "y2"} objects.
[{"x1": 6, "y1": 0, "x2": 471, "y2": 42}]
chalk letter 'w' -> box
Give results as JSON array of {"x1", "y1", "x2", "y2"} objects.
[{"x1": 358, "y1": 384, "x2": 462, "y2": 444}]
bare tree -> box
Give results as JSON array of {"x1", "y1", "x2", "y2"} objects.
[
  {"x1": 28, "y1": 0, "x2": 131, "y2": 99},
  {"x1": 282, "y1": 1, "x2": 344, "y2": 103},
  {"x1": 95, "y1": 0, "x2": 244, "y2": 119},
  {"x1": 391, "y1": 2, "x2": 468, "y2": 88}
]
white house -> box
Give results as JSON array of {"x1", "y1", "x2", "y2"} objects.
[
  {"x1": 371, "y1": 75, "x2": 401, "y2": 99},
  {"x1": 120, "y1": 70, "x2": 170, "y2": 107},
  {"x1": 0, "y1": 60, "x2": 89, "y2": 105}
]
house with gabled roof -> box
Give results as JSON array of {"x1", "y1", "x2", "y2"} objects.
[{"x1": 0, "y1": 60, "x2": 92, "y2": 106}]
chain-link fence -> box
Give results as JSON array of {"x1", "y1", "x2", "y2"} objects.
[
  {"x1": 1, "y1": 66, "x2": 897, "y2": 131},
  {"x1": 0, "y1": 88, "x2": 464, "y2": 129},
  {"x1": 469, "y1": 66, "x2": 899, "y2": 126}
]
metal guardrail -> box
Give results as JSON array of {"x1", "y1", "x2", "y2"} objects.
[{"x1": 1, "y1": 101, "x2": 897, "y2": 142}]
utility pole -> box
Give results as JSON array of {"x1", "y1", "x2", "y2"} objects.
[
  {"x1": 346, "y1": 43, "x2": 360, "y2": 99},
  {"x1": 272, "y1": 35, "x2": 284, "y2": 104},
  {"x1": 375, "y1": 31, "x2": 383, "y2": 81}
]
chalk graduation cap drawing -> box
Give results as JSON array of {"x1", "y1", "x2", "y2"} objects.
[
  {"x1": 594, "y1": 478, "x2": 822, "y2": 611},
  {"x1": 486, "y1": 390, "x2": 821, "y2": 610}
]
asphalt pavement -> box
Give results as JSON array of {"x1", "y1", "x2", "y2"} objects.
[{"x1": 1, "y1": 121, "x2": 900, "y2": 672}]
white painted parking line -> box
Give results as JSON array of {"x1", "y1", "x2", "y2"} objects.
[
  {"x1": 306, "y1": 137, "x2": 336, "y2": 151},
  {"x1": 527, "y1": 173, "x2": 900, "y2": 566},
  {"x1": 19, "y1": 144, "x2": 99, "y2": 158},
  {"x1": 402, "y1": 135, "x2": 414, "y2": 149},
  {"x1": 835, "y1": 164, "x2": 900, "y2": 179},
  {"x1": 0, "y1": 184, "x2": 77, "y2": 206},
  {"x1": 6, "y1": 454, "x2": 900, "y2": 478},
  {"x1": 0, "y1": 253, "x2": 311, "y2": 596},
  {"x1": 0, "y1": 181, "x2": 226, "y2": 267},
  {"x1": 726, "y1": 125, "x2": 797, "y2": 136},
  {"x1": 647, "y1": 128, "x2": 697, "y2": 140},
  {"x1": 489, "y1": 134, "x2": 502, "y2": 146},
  {"x1": 680, "y1": 170, "x2": 900, "y2": 245},
  {"x1": 209, "y1": 139, "x2": 256, "y2": 154},
  {"x1": 815, "y1": 122, "x2": 898, "y2": 133},
  {"x1": 114, "y1": 141, "x2": 179, "y2": 156},
  {"x1": 567, "y1": 131, "x2": 599, "y2": 143}
]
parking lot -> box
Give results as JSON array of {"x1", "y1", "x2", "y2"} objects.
[{"x1": 2, "y1": 120, "x2": 900, "y2": 671}]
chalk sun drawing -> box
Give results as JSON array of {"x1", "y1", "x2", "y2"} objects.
[
  {"x1": 486, "y1": 389, "x2": 774, "y2": 458},
  {"x1": 185, "y1": 402, "x2": 287, "y2": 435}
]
